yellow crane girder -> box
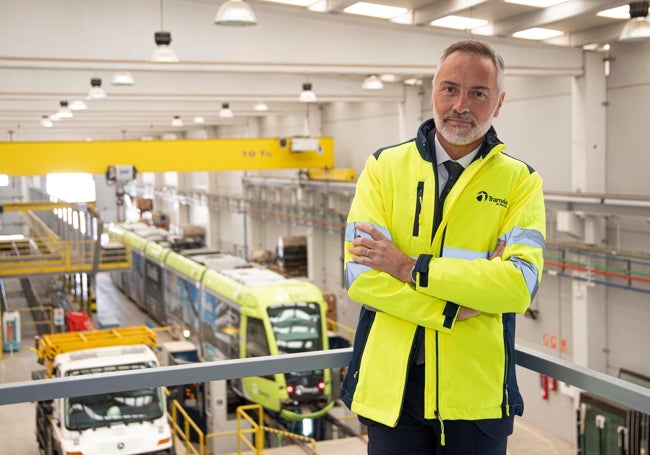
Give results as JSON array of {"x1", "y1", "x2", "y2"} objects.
[{"x1": 0, "y1": 137, "x2": 334, "y2": 176}]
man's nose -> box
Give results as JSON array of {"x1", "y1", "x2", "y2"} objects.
[{"x1": 452, "y1": 92, "x2": 470, "y2": 113}]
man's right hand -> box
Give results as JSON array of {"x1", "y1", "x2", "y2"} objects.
[{"x1": 456, "y1": 239, "x2": 506, "y2": 321}]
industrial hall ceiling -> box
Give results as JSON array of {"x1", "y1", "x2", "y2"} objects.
[{"x1": 0, "y1": 0, "x2": 642, "y2": 143}]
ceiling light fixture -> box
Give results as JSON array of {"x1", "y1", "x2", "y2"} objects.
[
  {"x1": 430, "y1": 15, "x2": 488, "y2": 31},
  {"x1": 151, "y1": 31, "x2": 179, "y2": 62},
  {"x1": 151, "y1": 0, "x2": 179, "y2": 62},
  {"x1": 299, "y1": 82, "x2": 317, "y2": 102},
  {"x1": 57, "y1": 101, "x2": 73, "y2": 118},
  {"x1": 620, "y1": 1, "x2": 650, "y2": 41},
  {"x1": 193, "y1": 116, "x2": 205, "y2": 124},
  {"x1": 597, "y1": 5, "x2": 631, "y2": 19},
  {"x1": 40, "y1": 115, "x2": 54, "y2": 128},
  {"x1": 343, "y1": 2, "x2": 407, "y2": 19},
  {"x1": 512, "y1": 27, "x2": 564, "y2": 40},
  {"x1": 380, "y1": 74, "x2": 399, "y2": 83},
  {"x1": 69, "y1": 100, "x2": 88, "y2": 110},
  {"x1": 253, "y1": 101, "x2": 268, "y2": 111},
  {"x1": 219, "y1": 103, "x2": 234, "y2": 118},
  {"x1": 362, "y1": 74, "x2": 384, "y2": 90},
  {"x1": 87, "y1": 77, "x2": 106, "y2": 99},
  {"x1": 171, "y1": 115, "x2": 183, "y2": 127},
  {"x1": 111, "y1": 72, "x2": 135, "y2": 85},
  {"x1": 214, "y1": 0, "x2": 257, "y2": 26},
  {"x1": 307, "y1": 0, "x2": 328, "y2": 12},
  {"x1": 504, "y1": 0, "x2": 566, "y2": 6},
  {"x1": 403, "y1": 78, "x2": 423, "y2": 86}
]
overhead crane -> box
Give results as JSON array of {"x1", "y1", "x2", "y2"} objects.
[
  {"x1": 0, "y1": 137, "x2": 335, "y2": 175},
  {"x1": 0, "y1": 137, "x2": 351, "y2": 278}
]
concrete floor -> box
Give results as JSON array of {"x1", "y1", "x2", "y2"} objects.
[{"x1": 0, "y1": 273, "x2": 576, "y2": 454}]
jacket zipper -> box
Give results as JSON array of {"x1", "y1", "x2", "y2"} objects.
[
  {"x1": 503, "y1": 339, "x2": 510, "y2": 417},
  {"x1": 432, "y1": 160, "x2": 446, "y2": 445},
  {"x1": 434, "y1": 330, "x2": 446, "y2": 446},
  {"x1": 412, "y1": 181, "x2": 424, "y2": 237}
]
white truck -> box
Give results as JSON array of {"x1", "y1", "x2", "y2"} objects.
[{"x1": 33, "y1": 325, "x2": 176, "y2": 455}]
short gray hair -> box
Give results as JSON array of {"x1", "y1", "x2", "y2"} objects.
[{"x1": 439, "y1": 39, "x2": 505, "y2": 94}]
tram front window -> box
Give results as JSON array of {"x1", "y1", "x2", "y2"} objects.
[{"x1": 267, "y1": 302, "x2": 322, "y2": 354}]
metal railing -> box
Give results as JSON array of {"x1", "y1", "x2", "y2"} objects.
[
  {"x1": 236, "y1": 404, "x2": 317, "y2": 455},
  {"x1": 1, "y1": 346, "x2": 649, "y2": 417},
  {"x1": 0, "y1": 238, "x2": 131, "y2": 277}
]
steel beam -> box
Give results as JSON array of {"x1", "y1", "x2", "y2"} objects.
[{"x1": 0, "y1": 137, "x2": 334, "y2": 176}]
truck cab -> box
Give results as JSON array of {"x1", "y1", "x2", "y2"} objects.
[{"x1": 34, "y1": 327, "x2": 175, "y2": 455}]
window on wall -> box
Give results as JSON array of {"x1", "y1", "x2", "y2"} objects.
[
  {"x1": 0, "y1": 174, "x2": 8, "y2": 187},
  {"x1": 46, "y1": 173, "x2": 96, "y2": 202}
]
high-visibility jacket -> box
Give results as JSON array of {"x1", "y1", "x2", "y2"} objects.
[{"x1": 341, "y1": 119, "x2": 546, "y2": 428}]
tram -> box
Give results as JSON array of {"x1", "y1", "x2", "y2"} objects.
[{"x1": 107, "y1": 223, "x2": 334, "y2": 421}]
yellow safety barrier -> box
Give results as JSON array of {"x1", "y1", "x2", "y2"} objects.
[
  {"x1": 236, "y1": 404, "x2": 317, "y2": 455},
  {"x1": 168, "y1": 398, "x2": 205, "y2": 455},
  {"x1": 0, "y1": 238, "x2": 131, "y2": 277},
  {"x1": 326, "y1": 318, "x2": 356, "y2": 346},
  {"x1": 0, "y1": 201, "x2": 97, "y2": 213},
  {"x1": 164, "y1": 398, "x2": 320, "y2": 455}
]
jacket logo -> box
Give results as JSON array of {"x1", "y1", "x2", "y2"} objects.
[{"x1": 476, "y1": 191, "x2": 508, "y2": 208}]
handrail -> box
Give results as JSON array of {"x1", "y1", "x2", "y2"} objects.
[
  {"x1": 236, "y1": 404, "x2": 318, "y2": 454},
  {"x1": 1, "y1": 346, "x2": 649, "y2": 416},
  {"x1": 0, "y1": 238, "x2": 131, "y2": 277},
  {"x1": 168, "y1": 398, "x2": 203, "y2": 455}
]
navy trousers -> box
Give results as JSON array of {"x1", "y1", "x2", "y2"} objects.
[{"x1": 361, "y1": 364, "x2": 514, "y2": 455}]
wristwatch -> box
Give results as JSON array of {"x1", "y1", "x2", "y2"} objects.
[{"x1": 410, "y1": 266, "x2": 417, "y2": 285}]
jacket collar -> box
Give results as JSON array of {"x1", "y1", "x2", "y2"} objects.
[{"x1": 415, "y1": 118, "x2": 503, "y2": 164}]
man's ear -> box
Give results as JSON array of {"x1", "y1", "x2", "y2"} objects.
[{"x1": 493, "y1": 91, "x2": 506, "y2": 118}]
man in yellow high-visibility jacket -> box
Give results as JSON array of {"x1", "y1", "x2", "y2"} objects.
[{"x1": 342, "y1": 39, "x2": 546, "y2": 454}]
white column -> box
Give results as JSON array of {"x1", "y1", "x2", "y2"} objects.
[
  {"x1": 571, "y1": 51, "x2": 607, "y2": 193},
  {"x1": 398, "y1": 85, "x2": 425, "y2": 142},
  {"x1": 571, "y1": 273, "x2": 608, "y2": 372},
  {"x1": 570, "y1": 52, "x2": 608, "y2": 375},
  {"x1": 306, "y1": 104, "x2": 323, "y2": 137}
]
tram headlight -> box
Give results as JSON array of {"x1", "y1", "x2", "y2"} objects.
[{"x1": 286, "y1": 385, "x2": 295, "y2": 394}]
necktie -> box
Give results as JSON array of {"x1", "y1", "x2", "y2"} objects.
[
  {"x1": 414, "y1": 160, "x2": 465, "y2": 366},
  {"x1": 440, "y1": 160, "x2": 464, "y2": 204}
]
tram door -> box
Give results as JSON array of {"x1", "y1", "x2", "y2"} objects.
[{"x1": 161, "y1": 341, "x2": 207, "y2": 435}]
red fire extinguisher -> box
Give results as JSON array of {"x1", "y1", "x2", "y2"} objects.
[{"x1": 540, "y1": 374, "x2": 549, "y2": 400}]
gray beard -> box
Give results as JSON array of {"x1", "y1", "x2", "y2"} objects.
[{"x1": 433, "y1": 111, "x2": 492, "y2": 146}]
